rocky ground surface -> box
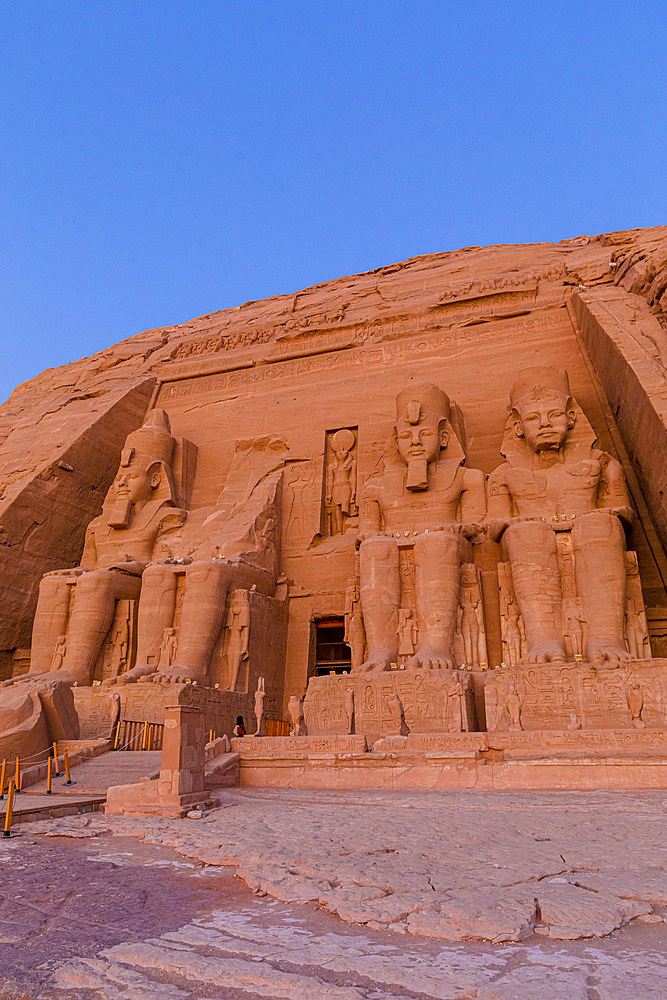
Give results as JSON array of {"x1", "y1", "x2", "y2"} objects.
[{"x1": 0, "y1": 789, "x2": 664, "y2": 998}]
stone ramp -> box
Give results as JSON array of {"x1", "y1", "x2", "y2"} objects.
[
  {"x1": 0, "y1": 791, "x2": 105, "y2": 827},
  {"x1": 0, "y1": 751, "x2": 162, "y2": 828},
  {"x1": 24, "y1": 750, "x2": 162, "y2": 797}
]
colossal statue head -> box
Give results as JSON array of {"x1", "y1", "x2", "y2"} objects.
[
  {"x1": 509, "y1": 366, "x2": 576, "y2": 455},
  {"x1": 394, "y1": 384, "x2": 451, "y2": 490},
  {"x1": 106, "y1": 409, "x2": 177, "y2": 528}
]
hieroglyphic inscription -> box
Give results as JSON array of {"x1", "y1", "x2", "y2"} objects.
[
  {"x1": 157, "y1": 309, "x2": 568, "y2": 402},
  {"x1": 232, "y1": 734, "x2": 367, "y2": 755}
]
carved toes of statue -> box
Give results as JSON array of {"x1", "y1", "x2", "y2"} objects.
[
  {"x1": 587, "y1": 639, "x2": 632, "y2": 664},
  {"x1": 155, "y1": 664, "x2": 203, "y2": 684},
  {"x1": 526, "y1": 641, "x2": 567, "y2": 664},
  {"x1": 407, "y1": 649, "x2": 454, "y2": 670},
  {"x1": 356, "y1": 656, "x2": 391, "y2": 673}
]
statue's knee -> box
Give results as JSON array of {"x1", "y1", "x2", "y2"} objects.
[
  {"x1": 186, "y1": 560, "x2": 224, "y2": 588},
  {"x1": 506, "y1": 519, "x2": 554, "y2": 546},
  {"x1": 414, "y1": 530, "x2": 461, "y2": 564},
  {"x1": 360, "y1": 536, "x2": 397, "y2": 556},
  {"x1": 75, "y1": 571, "x2": 110, "y2": 599},
  {"x1": 38, "y1": 576, "x2": 65, "y2": 601},
  {"x1": 143, "y1": 564, "x2": 175, "y2": 588},
  {"x1": 572, "y1": 510, "x2": 623, "y2": 546}
]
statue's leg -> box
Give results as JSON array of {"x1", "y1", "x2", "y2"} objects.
[
  {"x1": 410, "y1": 531, "x2": 462, "y2": 669},
  {"x1": 169, "y1": 561, "x2": 234, "y2": 682},
  {"x1": 357, "y1": 536, "x2": 399, "y2": 672},
  {"x1": 135, "y1": 563, "x2": 178, "y2": 667},
  {"x1": 572, "y1": 511, "x2": 631, "y2": 662},
  {"x1": 64, "y1": 571, "x2": 142, "y2": 685},
  {"x1": 30, "y1": 575, "x2": 72, "y2": 673},
  {"x1": 503, "y1": 521, "x2": 566, "y2": 662}
]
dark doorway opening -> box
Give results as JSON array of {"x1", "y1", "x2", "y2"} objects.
[{"x1": 314, "y1": 618, "x2": 351, "y2": 676}]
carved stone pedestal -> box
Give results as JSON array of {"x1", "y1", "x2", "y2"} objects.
[
  {"x1": 304, "y1": 669, "x2": 476, "y2": 743},
  {"x1": 106, "y1": 703, "x2": 216, "y2": 817},
  {"x1": 484, "y1": 658, "x2": 667, "y2": 733}
]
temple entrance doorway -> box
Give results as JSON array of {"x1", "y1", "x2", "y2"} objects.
[{"x1": 313, "y1": 618, "x2": 351, "y2": 676}]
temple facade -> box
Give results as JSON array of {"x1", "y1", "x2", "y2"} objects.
[{"x1": 1, "y1": 226, "x2": 666, "y2": 781}]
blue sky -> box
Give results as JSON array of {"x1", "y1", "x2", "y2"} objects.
[{"x1": 1, "y1": 1, "x2": 665, "y2": 403}]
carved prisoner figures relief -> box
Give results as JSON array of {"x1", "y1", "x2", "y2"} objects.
[
  {"x1": 324, "y1": 427, "x2": 358, "y2": 536},
  {"x1": 355, "y1": 383, "x2": 486, "y2": 673},
  {"x1": 484, "y1": 660, "x2": 665, "y2": 732},
  {"x1": 487, "y1": 365, "x2": 652, "y2": 665}
]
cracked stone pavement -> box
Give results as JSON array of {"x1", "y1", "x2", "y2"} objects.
[{"x1": 0, "y1": 788, "x2": 664, "y2": 998}]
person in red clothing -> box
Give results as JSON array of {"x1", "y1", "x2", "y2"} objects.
[{"x1": 233, "y1": 715, "x2": 246, "y2": 737}]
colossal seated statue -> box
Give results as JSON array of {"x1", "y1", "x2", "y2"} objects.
[
  {"x1": 356, "y1": 384, "x2": 486, "y2": 672},
  {"x1": 30, "y1": 409, "x2": 187, "y2": 685},
  {"x1": 487, "y1": 366, "x2": 636, "y2": 664},
  {"x1": 113, "y1": 434, "x2": 286, "y2": 687}
]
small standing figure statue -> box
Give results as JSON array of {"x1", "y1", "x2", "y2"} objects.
[
  {"x1": 344, "y1": 687, "x2": 355, "y2": 734},
  {"x1": 326, "y1": 429, "x2": 357, "y2": 536},
  {"x1": 397, "y1": 609, "x2": 417, "y2": 659},
  {"x1": 443, "y1": 673, "x2": 464, "y2": 731},
  {"x1": 626, "y1": 682, "x2": 645, "y2": 729},
  {"x1": 157, "y1": 627, "x2": 178, "y2": 670},
  {"x1": 459, "y1": 565, "x2": 482, "y2": 668},
  {"x1": 50, "y1": 635, "x2": 67, "y2": 672},
  {"x1": 505, "y1": 681, "x2": 523, "y2": 732},
  {"x1": 254, "y1": 676, "x2": 265, "y2": 736},
  {"x1": 288, "y1": 695, "x2": 307, "y2": 736},
  {"x1": 344, "y1": 579, "x2": 366, "y2": 668}
]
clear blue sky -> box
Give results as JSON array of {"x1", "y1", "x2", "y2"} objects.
[{"x1": 1, "y1": 1, "x2": 665, "y2": 404}]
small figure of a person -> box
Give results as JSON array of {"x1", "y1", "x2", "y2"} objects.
[{"x1": 233, "y1": 715, "x2": 246, "y2": 737}]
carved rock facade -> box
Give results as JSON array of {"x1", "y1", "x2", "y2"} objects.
[{"x1": 1, "y1": 226, "x2": 666, "y2": 774}]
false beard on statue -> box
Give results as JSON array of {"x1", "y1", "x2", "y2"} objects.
[
  {"x1": 406, "y1": 456, "x2": 429, "y2": 491},
  {"x1": 107, "y1": 498, "x2": 134, "y2": 529}
]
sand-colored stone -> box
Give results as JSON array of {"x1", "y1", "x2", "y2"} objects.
[
  {"x1": 39, "y1": 787, "x2": 666, "y2": 950},
  {"x1": 1, "y1": 226, "x2": 667, "y2": 787}
]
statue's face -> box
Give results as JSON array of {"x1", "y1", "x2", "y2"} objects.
[
  {"x1": 395, "y1": 407, "x2": 446, "y2": 465},
  {"x1": 514, "y1": 392, "x2": 575, "y2": 452},
  {"x1": 112, "y1": 457, "x2": 159, "y2": 507}
]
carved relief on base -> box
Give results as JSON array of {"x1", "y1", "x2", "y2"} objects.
[
  {"x1": 304, "y1": 668, "x2": 476, "y2": 743},
  {"x1": 484, "y1": 659, "x2": 667, "y2": 732}
]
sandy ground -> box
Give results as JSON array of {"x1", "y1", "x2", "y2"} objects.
[{"x1": 0, "y1": 788, "x2": 665, "y2": 999}]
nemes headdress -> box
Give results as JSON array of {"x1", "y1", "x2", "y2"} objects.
[
  {"x1": 509, "y1": 366, "x2": 571, "y2": 410},
  {"x1": 396, "y1": 383, "x2": 451, "y2": 423},
  {"x1": 122, "y1": 409, "x2": 176, "y2": 468}
]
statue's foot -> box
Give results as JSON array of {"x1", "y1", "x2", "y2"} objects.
[
  {"x1": 152, "y1": 663, "x2": 206, "y2": 684},
  {"x1": 587, "y1": 638, "x2": 632, "y2": 664},
  {"x1": 355, "y1": 654, "x2": 392, "y2": 673},
  {"x1": 525, "y1": 640, "x2": 567, "y2": 663},
  {"x1": 103, "y1": 664, "x2": 157, "y2": 686},
  {"x1": 407, "y1": 648, "x2": 454, "y2": 670}
]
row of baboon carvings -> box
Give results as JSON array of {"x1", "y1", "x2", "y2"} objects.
[{"x1": 26, "y1": 365, "x2": 652, "y2": 693}]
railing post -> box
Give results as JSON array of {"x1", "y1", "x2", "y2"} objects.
[{"x1": 3, "y1": 781, "x2": 14, "y2": 837}]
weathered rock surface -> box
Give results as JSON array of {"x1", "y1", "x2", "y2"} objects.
[
  {"x1": 4, "y1": 809, "x2": 664, "y2": 1000},
  {"x1": 2, "y1": 225, "x2": 667, "y2": 690},
  {"x1": 40, "y1": 787, "x2": 666, "y2": 946}
]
